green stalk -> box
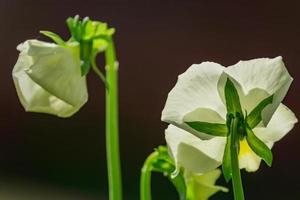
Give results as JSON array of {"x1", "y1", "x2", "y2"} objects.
[
  {"x1": 140, "y1": 152, "x2": 158, "y2": 200},
  {"x1": 91, "y1": 57, "x2": 108, "y2": 89},
  {"x1": 169, "y1": 173, "x2": 186, "y2": 200},
  {"x1": 140, "y1": 151, "x2": 187, "y2": 200},
  {"x1": 230, "y1": 117, "x2": 245, "y2": 200},
  {"x1": 105, "y1": 35, "x2": 122, "y2": 200}
]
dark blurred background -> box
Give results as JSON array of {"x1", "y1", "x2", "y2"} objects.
[{"x1": 1, "y1": 0, "x2": 300, "y2": 199}]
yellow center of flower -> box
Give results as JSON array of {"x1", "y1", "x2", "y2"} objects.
[{"x1": 239, "y1": 139, "x2": 253, "y2": 157}]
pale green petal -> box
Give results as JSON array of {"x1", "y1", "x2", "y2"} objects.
[
  {"x1": 185, "y1": 169, "x2": 228, "y2": 200},
  {"x1": 162, "y1": 62, "x2": 227, "y2": 139},
  {"x1": 224, "y1": 56, "x2": 293, "y2": 126},
  {"x1": 12, "y1": 40, "x2": 88, "y2": 117},
  {"x1": 165, "y1": 125, "x2": 226, "y2": 174},
  {"x1": 254, "y1": 103, "x2": 298, "y2": 143}
]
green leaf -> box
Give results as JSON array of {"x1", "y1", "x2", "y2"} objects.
[
  {"x1": 222, "y1": 136, "x2": 232, "y2": 182},
  {"x1": 246, "y1": 95, "x2": 273, "y2": 129},
  {"x1": 224, "y1": 78, "x2": 243, "y2": 115},
  {"x1": 186, "y1": 121, "x2": 228, "y2": 137},
  {"x1": 40, "y1": 31, "x2": 65, "y2": 45},
  {"x1": 245, "y1": 126, "x2": 273, "y2": 167}
]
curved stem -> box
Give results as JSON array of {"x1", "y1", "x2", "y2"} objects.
[
  {"x1": 169, "y1": 173, "x2": 186, "y2": 200},
  {"x1": 140, "y1": 152, "x2": 159, "y2": 200},
  {"x1": 230, "y1": 117, "x2": 245, "y2": 200},
  {"x1": 91, "y1": 57, "x2": 108, "y2": 89},
  {"x1": 105, "y1": 36, "x2": 122, "y2": 200}
]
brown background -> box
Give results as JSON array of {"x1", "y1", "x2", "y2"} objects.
[{"x1": 0, "y1": 0, "x2": 300, "y2": 199}]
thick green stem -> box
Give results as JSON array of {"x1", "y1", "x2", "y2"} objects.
[
  {"x1": 140, "y1": 152, "x2": 158, "y2": 200},
  {"x1": 230, "y1": 117, "x2": 245, "y2": 200},
  {"x1": 105, "y1": 36, "x2": 122, "y2": 200}
]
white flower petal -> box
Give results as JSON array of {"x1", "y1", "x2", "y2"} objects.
[
  {"x1": 162, "y1": 62, "x2": 227, "y2": 139},
  {"x1": 238, "y1": 102, "x2": 297, "y2": 172},
  {"x1": 237, "y1": 103, "x2": 296, "y2": 172},
  {"x1": 12, "y1": 40, "x2": 88, "y2": 117},
  {"x1": 239, "y1": 149, "x2": 261, "y2": 172},
  {"x1": 253, "y1": 103, "x2": 297, "y2": 143},
  {"x1": 165, "y1": 125, "x2": 226, "y2": 174},
  {"x1": 224, "y1": 56, "x2": 293, "y2": 125}
]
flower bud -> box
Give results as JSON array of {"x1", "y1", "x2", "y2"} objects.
[{"x1": 12, "y1": 40, "x2": 88, "y2": 117}]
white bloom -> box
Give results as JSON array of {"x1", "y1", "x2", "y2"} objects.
[
  {"x1": 162, "y1": 57, "x2": 297, "y2": 173},
  {"x1": 12, "y1": 40, "x2": 88, "y2": 117}
]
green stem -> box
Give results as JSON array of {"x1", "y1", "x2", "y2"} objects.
[
  {"x1": 169, "y1": 173, "x2": 186, "y2": 200},
  {"x1": 105, "y1": 35, "x2": 122, "y2": 200},
  {"x1": 230, "y1": 117, "x2": 245, "y2": 200},
  {"x1": 140, "y1": 152, "x2": 158, "y2": 200},
  {"x1": 91, "y1": 57, "x2": 108, "y2": 89}
]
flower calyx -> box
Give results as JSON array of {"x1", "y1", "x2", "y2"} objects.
[
  {"x1": 186, "y1": 78, "x2": 274, "y2": 181},
  {"x1": 40, "y1": 15, "x2": 115, "y2": 76},
  {"x1": 66, "y1": 15, "x2": 115, "y2": 76}
]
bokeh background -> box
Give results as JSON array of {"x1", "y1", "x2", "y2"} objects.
[{"x1": 1, "y1": 0, "x2": 300, "y2": 199}]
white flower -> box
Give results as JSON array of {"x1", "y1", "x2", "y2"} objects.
[
  {"x1": 162, "y1": 57, "x2": 297, "y2": 173},
  {"x1": 12, "y1": 40, "x2": 88, "y2": 117}
]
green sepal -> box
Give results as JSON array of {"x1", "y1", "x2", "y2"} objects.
[
  {"x1": 66, "y1": 15, "x2": 115, "y2": 43},
  {"x1": 246, "y1": 95, "x2": 273, "y2": 129},
  {"x1": 245, "y1": 126, "x2": 273, "y2": 167},
  {"x1": 80, "y1": 40, "x2": 93, "y2": 76},
  {"x1": 65, "y1": 15, "x2": 115, "y2": 76},
  {"x1": 186, "y1": 121, "x2": 228, "y2": 137},
  {"x1": 151, "y1": 146, "x2": 175, "y2": 174},
  {"x1": 224, "y1": 78, "x2": 243, "y2": 116},
  {"x1": 66, "y1": 15, "x2": 80, "y2": 41},
  {"x1": 40, "y1": 31, "x2": 65, "y2": 45},
  {"x1": 222, "y1": 135, "x2": 232, "y2": 182}
]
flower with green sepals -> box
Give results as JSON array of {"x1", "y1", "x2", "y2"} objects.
[
  {"x1": 162, "y1": 57, "x2": 297, "y2": 198},
  {"x1": 12, "y1": 16, "x2": 114, "y2": 117}
]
